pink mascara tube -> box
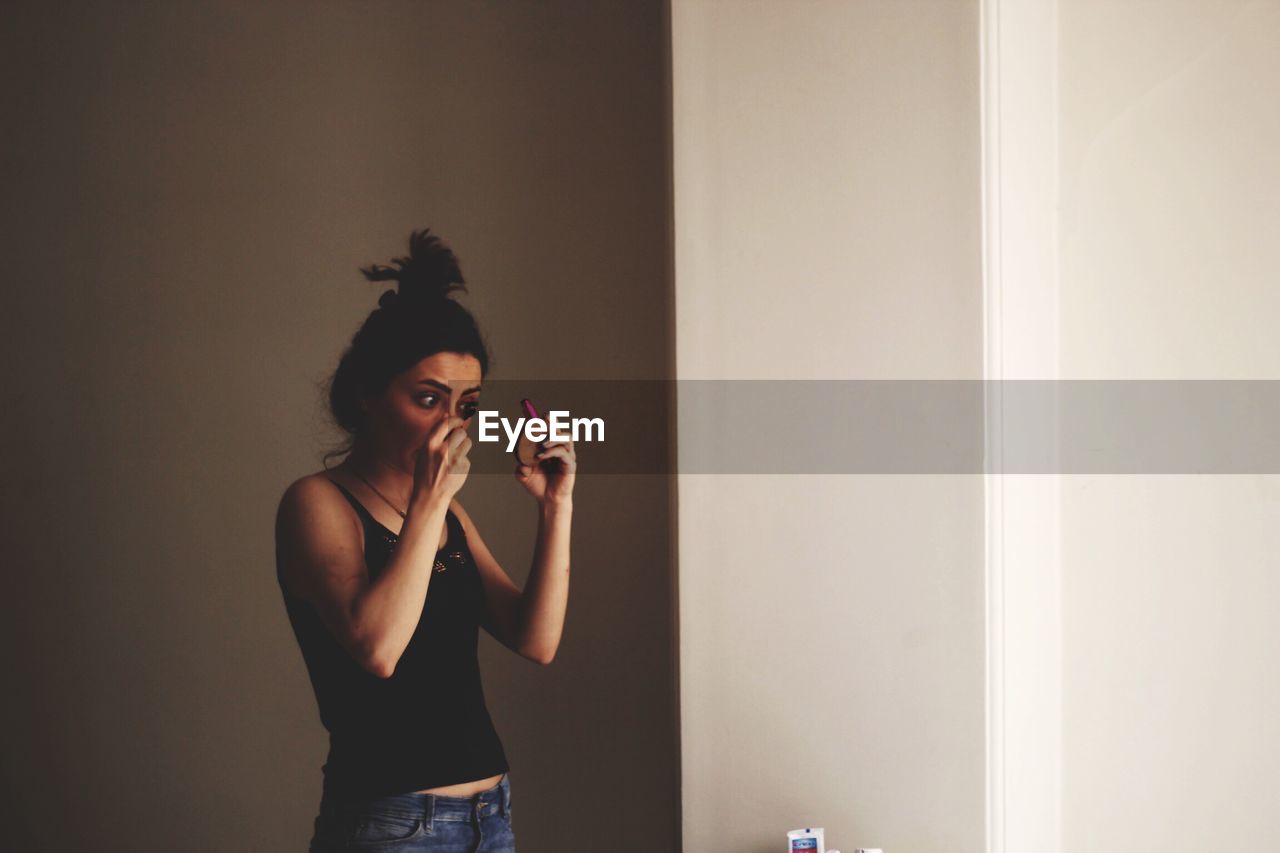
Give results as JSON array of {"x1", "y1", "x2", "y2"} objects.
[{"x1": 515, "y1": 398, "x2": 546, "y2": 467}]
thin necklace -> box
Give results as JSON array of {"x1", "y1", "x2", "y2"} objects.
[
  {"x1": 348, "y1": 462, "x2": 458, "y2": 574},
  {"x1": 351, "y1": 465, "x2": 408, "y2": 519}
]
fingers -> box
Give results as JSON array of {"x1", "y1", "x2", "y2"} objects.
[
  {"x1": 428, "y1": 416, "x2": 471, "y2": 458},
  {"x1": 535, "y1": 439, "x2": 575, "y2": 456},
  {"x1": 445, "y1": 429, "x2": 472, "y2": 461},
  {"x1": 427, "y1": 416, "x2": 457, "y2": 450},
  {"x1": 535, "y1": 444, "x2": 576, "y2": 468}
]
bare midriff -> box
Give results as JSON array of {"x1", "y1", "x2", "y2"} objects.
[{"x1": 414, "y1": 772, "x2": 505, "y2": 797}]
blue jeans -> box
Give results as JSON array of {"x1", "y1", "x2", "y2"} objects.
[{"x1": 308, "y1": 773, "x2": 516, "y2": 852}]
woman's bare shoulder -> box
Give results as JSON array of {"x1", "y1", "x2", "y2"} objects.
[
  {"x1": 275, "y1": 471, "x2": 358, "y2": 547},
  {"x1": 278, "y1": 469, "x2": 342, "y2": 508},
  {"x1": 275, "y1": 471, "x2": 366, "y2": 595}
]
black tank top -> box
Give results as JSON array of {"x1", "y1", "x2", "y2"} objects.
[{"x1": 276, "y1": 477, "x2": 509, "y2": 800}]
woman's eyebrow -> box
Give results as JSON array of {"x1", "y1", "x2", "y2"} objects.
[{"x1": 416, "y1": 378, "x2": 482, "y2": 395}]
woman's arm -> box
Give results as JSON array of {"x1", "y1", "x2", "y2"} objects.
[
  {"x1": 278, "y1": 417, "x2": 475, "y2": 678},
  {"x1": 276, "y1": 475, "x2": 452, "y2": 678},
  {"x1": 515, "y1": 499, "x2": 572, "y2": 663},
  {"x1": 452, "y1": 498, "x2": 572, "y2": 665}
]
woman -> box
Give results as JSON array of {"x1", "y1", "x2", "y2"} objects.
[{"x1": 275, "y1": 229, "x2": 576, "y2": 851}]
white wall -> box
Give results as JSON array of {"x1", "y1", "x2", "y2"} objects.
[
  {"x1": 1056, "y1": 2, "x2": 1280, "y2": 850},
  {"x1": 672, "y1": 2, "x2": 985, "y2": 851}
]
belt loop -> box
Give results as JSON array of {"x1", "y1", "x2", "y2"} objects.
[
  {"x1": 423, "y1": 794, "x2": 435, "y2": 833},
  {"x1": 502, "y1": 774, "x2": 511, "y2": 817}
]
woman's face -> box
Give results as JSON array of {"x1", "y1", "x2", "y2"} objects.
[{"x1": 361, "y1": 351, "x2": 484, "y2": 471}]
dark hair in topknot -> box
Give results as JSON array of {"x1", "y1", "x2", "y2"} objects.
[
  {"x1": 360, "y1": 228, "x2": 468, "y2": 309},
  {"x1": 322, "y1": 228, "x2": 493, "y2": 467}
]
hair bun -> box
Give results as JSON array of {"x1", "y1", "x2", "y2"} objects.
[{"x1": 361, "y1": 228, "x2": 467, "y2": 308}]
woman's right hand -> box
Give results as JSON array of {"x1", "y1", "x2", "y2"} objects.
[{"x1": 412, "y1": 416, "x2": 472, "y2": 506}]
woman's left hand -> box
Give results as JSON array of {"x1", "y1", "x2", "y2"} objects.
[{"x1": 515, "y1": 437, "x2": 576, "y2": 505}]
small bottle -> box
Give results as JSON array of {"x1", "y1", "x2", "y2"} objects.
[{"x1": 786, "y1": 827, "x2": 825, "y2": 853}]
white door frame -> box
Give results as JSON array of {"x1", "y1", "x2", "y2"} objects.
[{"x1": 981, "y1": 1, "x2": 1063, "y2": 852}]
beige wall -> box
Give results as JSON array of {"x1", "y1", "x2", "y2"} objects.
[
  {"x1": 1057, "y1": 2, "x2": 1280, "y2": 849},
  {"x1": 672, "y1": 2, "x2": 985, "y2": 851},
  {"x1": 0, "y1": 1, "x2": 677, "y2": 850}
]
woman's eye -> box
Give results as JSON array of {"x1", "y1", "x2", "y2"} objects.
[
  {"x1": 416, "y1": 394, "x2": 439, "y2": 408},
  {"x1": 461, "y1": 402, "x2": 480, "y2": 418}
]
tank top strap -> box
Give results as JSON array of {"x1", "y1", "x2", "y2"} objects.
[
  {"x1": 325, "y1": 476, "x2": 373, "y2": 521},
  {"x1": 327, "y1": 476, "x2": 460, "y2": 547},
  {"x1": 443, "y1": 503, "x2": 463, "y2": 545}
]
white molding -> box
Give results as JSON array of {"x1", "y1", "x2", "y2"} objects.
[{"x1": 982, "y1": 1, "x2": 1062, "y2": 853}]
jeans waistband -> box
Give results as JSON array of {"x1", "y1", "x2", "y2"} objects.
[{"x1": 321, "y1": 773, "x2": 510, "y2": 824}]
